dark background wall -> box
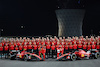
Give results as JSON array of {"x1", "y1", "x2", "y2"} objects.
[{"x1": 0, "y1": 0, "x2": 100, "y2": 36}]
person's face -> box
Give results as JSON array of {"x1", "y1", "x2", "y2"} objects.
[
  {"x1": 62, "y1": 42, "x2": 64, "y2": 44},
  {"x1": 74, "y1": 42, "x2": 76, "y2": 44},
  {"x1": 25, "y1": 42, "x2": 27, "y2": 45},
  {"x1": 29, "y1": 42, "x2": 31, "y2": 44},
  {"x1": 57, "y1": 42, "x2": 59, "y2": 44},
  {"x1": 79, "y1": 41, "x2": 81, "y2": 43},
  {"x1": 92, "y1": 42, "x2": 94, "y2": 44},
  {"x1": 97, "y1": 42, "x2": 99, "y2": 45},
  {"x1": 52, "y1": 43, "x2": 54, "y2": 45},
  {"x1": 34, "y1": 42, "x2": 36, "y2": 45}
]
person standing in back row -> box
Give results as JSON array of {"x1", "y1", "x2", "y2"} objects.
[
  {"x1": 64, "y1": 42, "x2": 69, "y2": 53},
  {"x1": 33, "y1": 42, "x2": 38, "y2": 54},
  {"x1": 51, "y1": 42, "x2": 55, "y2": 58},
  {"x1": 96, "y1": 41, "x2": 100, "y2": 52},
  {"x1": 69, "y1": 42, "x2": 73, "y2": 52},
  {"x1": 87, "y1": 42, "x2": 91, "y2": 50},
  {"x1": 0, "y1": 44, "x2": 3, "y2": 59},
  {"x1": 4, "y1": 43, "x2": 9, "y2": 59},
  {"x1": 78, "y1": 41, "x2": 82, "y2": 49},
  {"x1": 46, "y1": 41, "x2": 51, "y2": 58},
  {"x1": 83, "y1": 42, "x2": 87, "y2": 51},
  {"x1": 73, "y1": 41, "x2": 77, "y2": 51},
  {"x1": 91, "y1": 42, "x2": 96, "y2": 49},
  {"x1": 28, "y1": 42, "x2": 33, "y2": 52}
]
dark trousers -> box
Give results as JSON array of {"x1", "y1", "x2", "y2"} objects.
[
  {"x1": 65, "y1": 49, "x2": 69, "y2": 53},
  {"x1": 28, "y1": 49, "x2": 32, "y2": 52},
  {"x1": 69, "y1": 49, "x2": 73, "y2": 52},
  {"x1": 83, "y1": 49, "x2": 87, "y2": 51},
  {"x1": 46, "y1": 49, "x2": 50, "y2": 56},
  {"x1": 78, "y1": 48, "x2": 83, "y2": 50},
  {"x1": 20, "y1": 50, "x2": 23, "y2": 52},
  {"x1": 34, "y1": 49, "x2": 38, "y2": 54},
  {"x1": 52, "y1": 50, "x2": 55, "y2": 58},
  {"x1": 0, "y1": 51, "x2": 3, "y2": 59},
  {"x1": 4, "y1": 50, "x2": 9, "y2": 59},
  {"x1": 73, "y1": 49, "x2": 77, "y2": 52},
  {"x1": 97, "y1": 49, "x2": 100, "y2": 52}
]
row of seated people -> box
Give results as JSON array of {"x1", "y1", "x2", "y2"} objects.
[{"x1": 0, "y1": 36, "x2": 100, "y2": 59}]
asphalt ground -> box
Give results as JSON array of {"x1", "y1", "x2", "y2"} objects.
[{"x1": 0, "y1": 57, "x2": 100, "y2": 67}]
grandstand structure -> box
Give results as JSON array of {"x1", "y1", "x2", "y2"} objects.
[{"x1": 55, "y1": 0, "x2": 85, "y2": 37}]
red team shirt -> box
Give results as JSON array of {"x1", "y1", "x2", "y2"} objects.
[
  {"x1": 10, "y1": 45, "x2": 14, "y2": 50},
  {"x1": 96, "y1": 45, "x2": 99, "y2": 49},
  {"x1": 28, "y1": 45, "x2": 32, "y2": 49},
  {"x1": 69, "y1": 44, "x2": 73, "y2": 49},
  {"x1": 78, "y1": 44, "x2": 82, "y2": 49},
  {"x1": 51, "y1": 45, "x2": 55, "y2": 50},
  {"x1": 83, "y1": 44, "x2": 87, "y2": 49},
  {"x1": 65, "y1": 45, "x2": 68, "y2": 50},
  {"x1": 33, "y1": 45, "x2": 37, "y2": 50},
  {"x1": 24, "y1": 45, "x2": 28, "y2": 50},
  {"x1": 46, "y1": 44, "x2": 51, "y2": 49},
  {"x1": 15, "y1": 47, "x2": 18, "y2": 50},
  {"x1": 73, "y1": 44, "x2": 77, "y2": 49},
  {"x1": 0, "y1": 46, "x2": 3, "y2": 51},
  {"x1": 19, "y1": 45, "x2": 23, "y2": 50},
  {"x1": 92, "y1": 44, "x2": 96, "y2": 49},
  {"x1": 4, "y1": 46, "x2": 9, "y2": 51},
  {"x1": 87, "y1": 44, "x2": 91, "y2": 50}
]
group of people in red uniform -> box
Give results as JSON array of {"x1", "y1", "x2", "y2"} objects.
[{"x1": 0, "y1": 36, "x2": 100, "y2": 59}]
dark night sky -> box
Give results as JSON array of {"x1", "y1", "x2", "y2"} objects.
[
  {"x1": 0, "y1": 0, "x2": 100, "y2": 36},
  {"x1": 83, "y1": 0, "x2": 100, "y2": 36}
]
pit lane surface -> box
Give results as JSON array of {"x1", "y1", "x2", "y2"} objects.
[{"x1": 0, "y1": 57, "x2": 100, "y2": 67}]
